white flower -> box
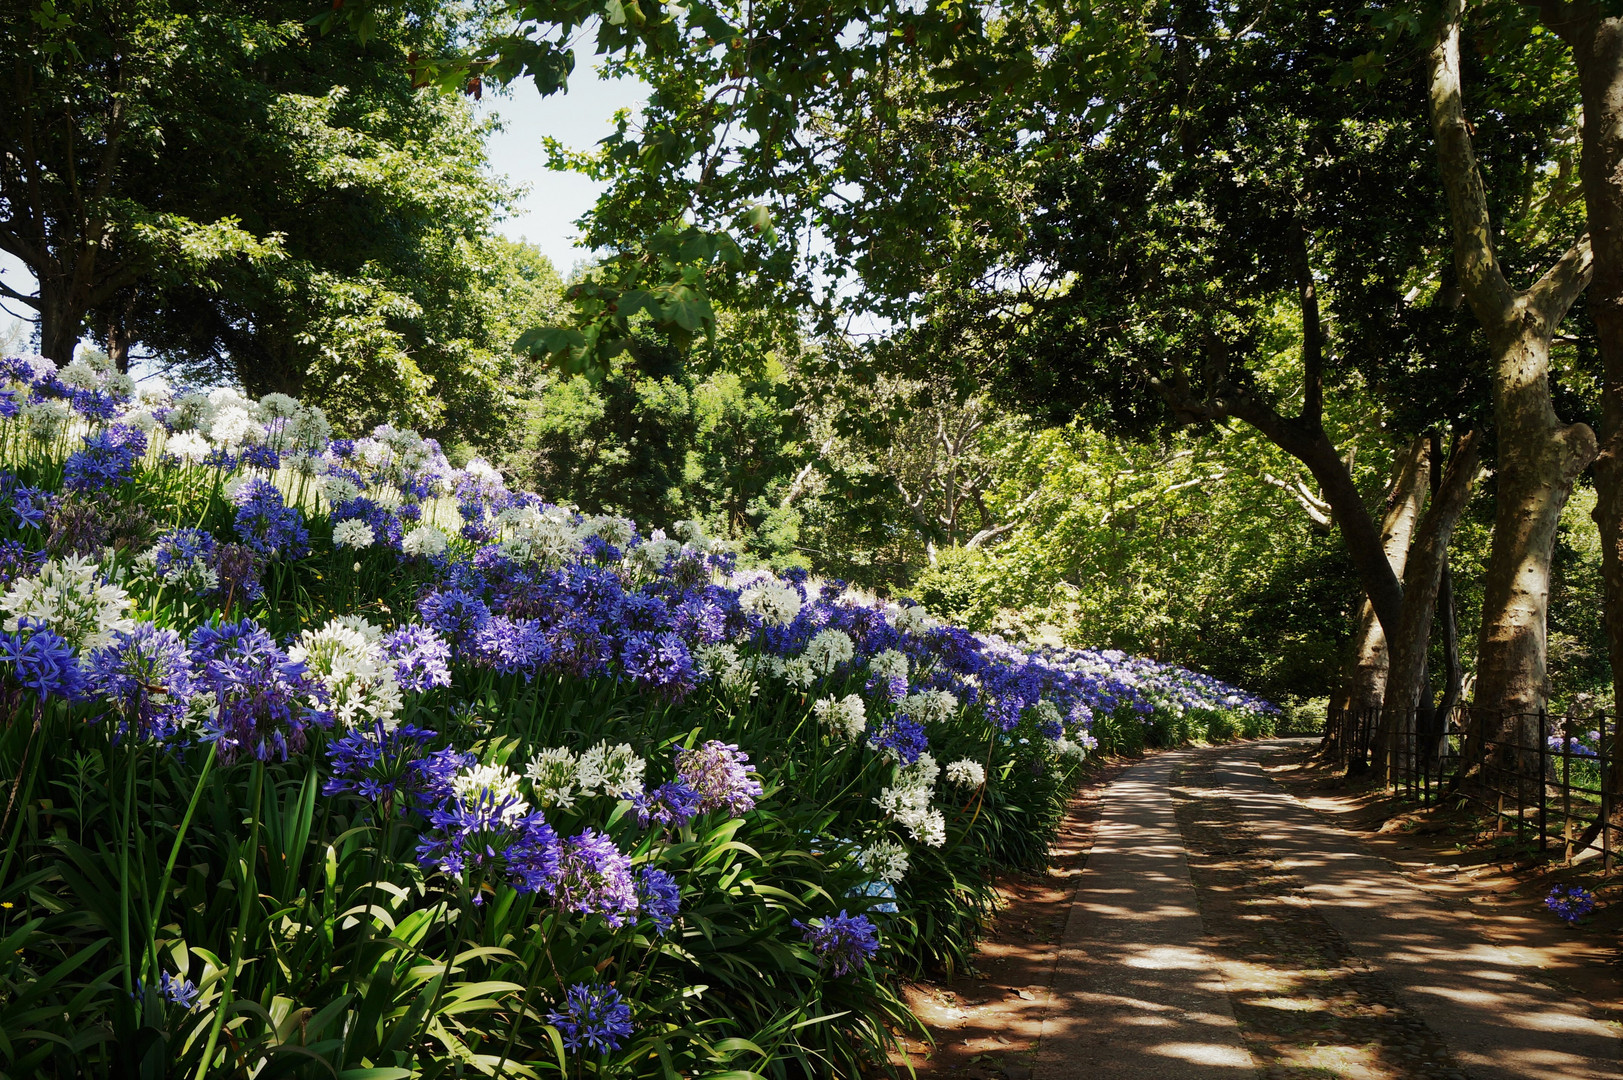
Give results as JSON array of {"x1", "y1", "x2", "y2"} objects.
[
  {"x1": 0, "y1": 555, "x2": 133, "y2": 650},
  {"x1": 582, "y1": 514, "x2": 635, "y2": 547},
  {"x1": 525, "y1": 747, "x2": 580, "y2": 808},
  {"x1": 627, "y1": 537, "x2": 681, "y2": 574},
  {"x1": 21, "y1": 356, "x2": 57, "y2": 380},
  {"x1": 945, "y1": 759, "x2": 986, "y2": 788},
  {"x1": 900, "y1": 689, "x2": 959, "y2": 726},
  {"x1": 20, "y1": 399, "x2": 70, "y2": 440},
  {"x1": 462, "y1": 457, "x2": 503, "y2": 486},
  {"x1": 739, "y1": 583, "x2": 802, "y2": 627},
  {"x1": 890, "y1": 603, "x2": 939, "y2": 635},
  {"x1": 121, "y1": 409, "x2": 159, "y2": 434},
  {"x1": 575, "y1": 742, "x2": 646, "y2": 799},
  {"x1": 136, "y1": 376, "x2": 173, "y2": 406},
  {"x1": 164, "y1": 431, "x2": 212, "y2": 464},
  {"x1": 402, "y1": 525, "x2": 448, "y2": 557},
  {"x1": 287, "y1": 616, "x2": 401, "y2": 729},
  {"x1": 1031, "y1": 699, "x2": 1062, "y2": 730},
  {"x1": 858, "y1": 838, "x2": 910, "y2": 884},
  {"x1": 287, "y1": 405, "x2": 331, "y2": 451},
  {"x1": 209, "y1": 405, "x2": 260, "y2": 448},
  {"x1": 813, "y1": 694, "x2": 867, "y2": 740},
  {"x1": 206, "y1": 387, "x2": 253, "y2": 411},
  {"x1": 802, "y1": 628, "x2": 854, "y2": 676},
  {"x1": 874, "y1": 753, "x2": 945, "y2": 846},
  {"x1": 58, "y1": 360, "x2": 100, "y2": 390},
  {"x1": 255, "y1": 392, "x2": 300, "y2": 420},
  {"x1": 452, "y1": 763, "x2": 528, "y2": 820},
  {"x1": 696, "y1": 643, "x2": 757, "y2": 697},
  {"x1": 318, "y1": 475, "x2": 362, "y2": 505},
  {"x1": 332, "y1": 519, "x2": 376, "y2": 550},
  {"x1": 868, "y1": 648, "x2": 909, "y2": 683},
  {"x1": 1053, "y1": 738, "x2": 1088, "y2": 760}
]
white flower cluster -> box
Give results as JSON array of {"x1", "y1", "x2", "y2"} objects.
[
  {"x1": 0, "y1": 555, "x2": 133, "y2": 649},
  {"x1": 1052, "y1": 738, "x2": 1089, "y2": 760},
  {"x1": 801, "y1": 627, "x2": 855, "y2": 677},
  {"x1": 890, "y1": 603, "x2": 939, "y2": 635},
  {"x1": 582, "y1": 514, "x2": 636, "y2": 547},
  {"x1": 287, "y1": 616, "x2": 402, "y2": 729},
  {"x1": 739, "y1": 583, "x2": 802, "y2": 627},
  {"x1": 627, "y1": 533, "x2": 683, "y2": 574},
  {"x1": 21, "y1": 399, "x2": 71, "y2": 441},
  {"x1": 813, "y1": 693, "x2": 867, "y2": 741},
  {"x1": 901, "y1": 689, "x2": 959, "y2": 726},
  {"x1": 164, "y1": 431, "x2": 212, "y2": 464},
  {"x1": 1031, "y1": 699, "x2": 1062, "y2": 729},
  {"x1": 858, "y1": 838, "x2": 910, "y2": 884},
  {"x1": 524, "y1": 741, "x2": 645, "y2": 808},
  {"x1": 868, "y1": 648, "x2": 910, "y2": 683},
  {"x1": 496, "y1": 505, "x2": 584, "y2": 567},
  {"x1": 876, "y1": 753, "x2": 945, "y2": 847},
  {"x1": 453, "y1": 763, "x2": 529, "y2": 822},
  {"x1": 402, "y1": 525, "x2": 448, "y2": 557},
  {"x1": 332, "y1": 519, "x2": 376, "y2": 550},
  {"x1": 944, "y1": 759, "x2": 986, "y2": 788},
  {"x1": 695, "y1": 643, "x2": 758, "y2": 698}
]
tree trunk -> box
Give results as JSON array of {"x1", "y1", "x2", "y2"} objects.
[
  {"x1": 1426, "y1": 0, "x2": 1595, "y2": 785},
  {"x1": 1551, "y1": 3, "x2": 1623, "y2": 850},
  {"x1": 37, "y1": 277, "x2": 84, "y2": 364},
  {"x1": 1379, "y1": 431, "x2": 1482, "y2": 781}
]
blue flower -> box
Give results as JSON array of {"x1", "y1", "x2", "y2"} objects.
[
  {"x1": 381, "y1": 624, "x2": 452, "y2": 692},
  {"x1": 231, "y1": 478, "x2": 310, "y2": 559},
  {"x1": 324, "y1": 722, "x2": 470, "y2": 809},
  {"x1": 552, "y1": 829, "x2": 639, "y2": 927},
  {"x1": 633, "y1": 781, "x2": 702, "y2": 831},
  {"x1": 794, "y1": 910, "x2": 880, "y2": 976},
  {"x1": 84, "y1": 624, "x2": 195, "y2": 740},
  {"x1": 9, "y1": 485, "x2": 48, "y2": 530},
  {"x1": 868, "y1": 717, "x2": 929, "y2": 765},
  {"x1": 1545, "y1": 885, "x2": 1597, "y2": 925},
  {"x1": 0, "y1": 619, "x2": 85, "y2": 701},
  {"x1": 547, "y1": 983, "x2": 634, "y2": 1055},
  {"x1": 62, "y1": 425, "x2": 146, "y2": 492},
  {"x1": 674, "y1": 741, "x2": 763, "y2": 817},
  {"x1": 415, "y1": 790, "x2": 561, "y2": 895},
  {"x1": 637, "y1": 867, "x2": 680, "y2": 934},
  {"x1": 189, "y1": 619, "x2": 323, "y2": 762}
]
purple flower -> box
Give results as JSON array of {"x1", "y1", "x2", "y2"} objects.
[
  {"x1": 324, "y1": 722, "x2": 470, "y2": 809},
  {"x1": 210, "y1": 542, "x2": 266, "y2": 603},
  {"x1": 63, "y1": 425, "x2": 146, "y2": 492},
  {"x1": 637, "y1": 867, "x2": 680, "y2": 934},
  {"x1": 135, "y1": 971, "x2": 200, "y2": 1011},
  {"x1": 9, "y1": 485, "x2": 48, "y2": 530},
  {"x1": 795, "y1": 910, "x2": 880, "y2": 977},
  {"x1": 619, "y1": 631, "x2": 696, "y2": 697},
  {"x1": 674, "y1": 741, "x2": 763, "y2": 817},
  {"x1": 231, "y1": 478, "x2": 310, "y2": 559},
  {"x1": 1545, "y1": 885, "x2": 1597, "y2": 925},
  {"x1": 381, "y1": 624, "x2": 452, "y2": 692},
  {"x1": 417, "y1": 590, "x2": 492, "y2": 639},
  {"x1": 0, "y1": 540, "x2": 43, "y2": 588},
  {"x1": 466, "y1": 616, "x2": 550, "y2": 678},
  {"x1": 552, "y1": 829, "x2": 640, "y2": 927},
  {"x1": 633, "y1": 781, "x2": 702, "y2": 830},
  {"x1": 547, "y1": 983, "x2": 634, "y2": 1055},
  {"x1": 415, "y1": 791, "x2": 561, "y2": 895},
  {"x1": 0, "y1": 619, "x2": 85, "y2": 700},
  {"x1": 189, "y1": 619, "x2": 323, "y2": 763},
  {"x1": 84, "y1": 624, "x2": 195, "y2": 739},
  {"x1": 868, "y1": 717, "x2": 929, "y2": 765}
]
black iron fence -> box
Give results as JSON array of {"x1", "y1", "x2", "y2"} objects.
[{"x1": 1327, "y1": 705, "x2": 1617, "y2": 870}]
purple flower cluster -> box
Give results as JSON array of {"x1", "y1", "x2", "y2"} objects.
[
  {"x1": 0, "y1": 619, "x2": 85, "y2": 701},
  {"x1": 381, "y1": 625, "x2": 453, "y2": 692},
  {"x1": 552, "y1": 829, "x2": 640, "y2": 927},
  {"x1": 674, "y1": 741, "x2": 763, "y2": 817},
  {"x1": 868, "y1": 717, "x2": 929, "y2": 765},
  {"x1": 84, "y1": 624, "x2": 195, "y2": 739},
  {"x1": 795, "y1": 910, "x2": 880, "y2": 977},
  {"x1": 63, "y1": 425, "x2": 145, "y2": 492},
  {"x1": 633, "y1": 781, "x2": 702, "y2": 830},
  {"x1": 415, "y1": 791, "x2": 561, "y2": 895},
  {"x1": 1545, "y1": 885, "x2": 1597, "y2": 925},
  {"x1": 547, "y1": 983, "x2": 634, "y2": 1055},
  {"x1": 189, "y1": 619, "x2": 324, "y2": 762},
  {"x1": 637, "y1": 867, "x2": 680, "y2": 935},
  {"x1": 232, "y1": 478, "x2": 310, "y2": 560},
  {"x1": 324, "y1": 722, "x2": 469, "y2": 809},
  {"x1": 135, "y1": 971, "x2": 200, "y2": 1010}
]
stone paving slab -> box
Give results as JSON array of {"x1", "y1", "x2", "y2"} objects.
[
  {"x1": 1035, "y1": 749, "x2": 1257, "y2": 1078},
  {"x1": 1211, "y1": 741, "x2": 1622, "y2": 1080}
]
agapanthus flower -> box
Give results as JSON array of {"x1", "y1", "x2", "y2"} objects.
[
  {"x1": 674, "y1": 740, "x2": 763, "y2": 817},
  {"x1": 145, "y1": 528, "x2": 220, "y2": 595},
  {"x1": 465, "y1": 616, "x2": 550, "y2": 678},
  {"x1": 62, "y1": 425, "x2": 146, "y2": 492},
  {"x1": 415, "y1": 788, "x2": 560, "y2": 895},
  {"x1": 381, "y1": 624, "x2": 452, "y2": 692},
  {"x1": 637, "y1": 867, "x2": 680, "y2": 934},
  {"x1": 1545, "y1": 885, "x2": 1597, "y2": 925},
  {"x1": 794, "y1": 910, "x2": 880, "y2": 977},
  {"x1": 0, "y1": 554, "x2": 133, "y2": 650},
  {"x1": 0, "y1": 541, "x2": 43, "y2": 588},
  {"x1": 232, "y1": 478, "x2": 310, "y2": 559},
  {"x1": 84, "y1": 623, "x2": 195, "y2": 739},
  {"x1": 801, "y1": 628, "x2": 855, "y2": 677},
  {"x1": 857, "y1": 838, "x2": 909, "y2": 885},
  {"x1": 9, "y1": 485, "x2": 48, "y2": 530},
  {"x1": 163, "y1": 431, "x2": 212, "y2": 464},
  {"x1": 134, "y1": 971, "x2": 200, "y2": 1011},
  {"x1": 738, "y1": 582, "x2": 802, "y2": 627},
  {"x1": 323, "y1": 722, "x2": 470, "y2": 809},
  {"x1": 418, "y1": 589, "x2": 492, "y2": 639},
  {"x1": 402, "y1": 524, "x2": 448, "y2": 558},
  {"x1": 576, "y1": 741, "x2": 646, "y2": 799},
  {"x1": 813, "y1": 694, "x2": 867, "y2": 741},
  {"x1": 526, "y1": 746, "x2": 580, "y2": 808},
  {"x1": 632, "y1": 781, "x2": 702, "y2": 830},
  {"x1": 876, "y1": 753, "x2": 945, "y2": 847},
  {"x1": 288, "y1": 616, "x2": 402, "y2": 730},
  {"x1": 189, "y1": 619, "x2": 323, "y2": 763},
  {"x1": 332, "y1": 519, "x2": 375, "y2": 550},
  {"x1": 619, "y1": 631, "x2": 697, "y2": 697},
  {"x1": 210, "y1": 542, "x2": 265, "y2": 603},
  {"x1": 0, "y1": 619, "x2": 85, "y2": 700},
  {"x1": 868, "y1": 717, "x2": 929, "y2": 766},
  {"x1": 547, "y1": 983, "x2": 634, "y2": 1055},
  {"x1": 944, "y1": 759, "x2": 986, "y2": 788},
  {"x1": 552, "y1": 829, "x2": 640, "y2": 926}
]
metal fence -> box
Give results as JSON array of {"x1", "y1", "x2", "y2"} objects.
[{"x1": 1327, "y1": 705, "x2": 1617, "y2": 870}]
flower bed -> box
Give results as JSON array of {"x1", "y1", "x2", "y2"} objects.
[{"x1": 0, "y1": 353, "x2": 1276, "y2": 1077}]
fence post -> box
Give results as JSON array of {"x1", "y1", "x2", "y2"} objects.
[
  {"x1": 1604, "y1": 710, "x2": 1614, "y2": 875},
  {"x1": 1537, "y1": 708, "x2": 1548, "y2": 859},
  {"x1": 1562, "y1": 718, "x2": 1573, "y2": 865}
]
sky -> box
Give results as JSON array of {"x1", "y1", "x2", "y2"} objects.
[{"x1": 0, "y1": 50, "x2": 649, "y2": 347}]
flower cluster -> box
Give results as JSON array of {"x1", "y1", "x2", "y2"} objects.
[
  {"x1": 547, "y1": 983, "x2": 634, "y2": 1055},
  {"x1": 1544, "y1": 885, "x2": 1597, "y2": 925},
  {"x1": 795, "y1": 910, "x2": 880, "y2": 977},
  {"x1": 675, "y1": 741, "x2": 763, "y2": 817}
]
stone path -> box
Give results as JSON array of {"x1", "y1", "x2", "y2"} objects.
[{"x1": 1034, "y1": 741, "x2": 1623, "y2": 1080}]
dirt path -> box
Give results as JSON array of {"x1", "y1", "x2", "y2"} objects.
[{"x1": 907, "y1": 740, "x2": 1623, "y2": 1080}]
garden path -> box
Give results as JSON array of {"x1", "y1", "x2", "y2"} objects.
[{"x1": 1032, "y1": 741, "x2": 1623, "y2": 1080}]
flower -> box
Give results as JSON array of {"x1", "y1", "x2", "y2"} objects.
[
  {"x1": 801, "y1": 628, "x2": 855, "y2": 676},
  {"x1": 332, "y1": 519, "x2": 376, "y2": 549},
  {"x1": 62, "y1": 425, "x2": 146, "y2": 492},
  {"x1": 1545, "y1": 885, "x2": 1597, "y2": 925},
  {"x1": 795, "y1": 910, "x2": 880, "y2": 976},
  {"x1": 0, "y1": 620, "x2": 85, "y2": 700},
  {"x1": 144, "y1": 528, "x2": 220, "y2": 595},
  {"x1": 381, "y1": 624, "x2": 452, "y2": 693},
  {"x1": 402, "y1": 524, "x2": 448, "y2": 557},
  {"x1": 674, "y1": 741, "x2": 763, "y2": 817},
  {"x1": 633, "y1": 781, "x2": 702, "y2": 830},
  {"x1": 575, "y1": 741, "x2": 646, "y2": 799},
  {"x1": 415, "y1": 789, "x2": 561, "y2": 895},
  {"x1": 451, "y1": 763, "x2": 528, "y2": 822},
  {"x1": 287, "y1": 616, "x2": 402, "y2": 730},
  {"x1": 876, "y1": 754, "x2": 945, "y2": 847},
  {"x1": 944, "y1": 759, "x2": 986, "y2": 788},
  {"x1": 324, "y1": 722, "x2": 469, "y2": 809},
  {"x1": 857, "y1": 838, "x2": 909, "y2": 884},
  {"x1": 84, "y1": 624, "x2": 195, "y2": 739},
  {"x1": 164, "y1": 431, "x2": 212, "y2": 464},
  {"x1": 0, "y1": 554, "x2": 133, "y2": 650},
  {"x1": 232, "y1": 478, "x2": 310, "y2": 559},
  {"x1": 738, "y1": 582, "x2": 802, "y2": 627},
  {"x1": 526, "y1": 747, "x2": 580, "y2": 808},
  {"x1": 189, "y1": 619, "x2": 323, "y2": 763},
  {"x1": 868, "y1": 716, "x2": 929, "y2": 765},
  {"x1": 135, "y1": 971, "x2": 200, "y2": 1011},
  {"x1": 637, "y1": 867, "x2": 680, "y2": 934},
  {"x1": 813, "y1": 694, "x2": 867, "y2": 741},
  {"x1": 547, "y1": 983, "x2": 633, "y2": 1055},
  {"x1": 552, "y1": 829, "x2": 639, "y2": 926}
]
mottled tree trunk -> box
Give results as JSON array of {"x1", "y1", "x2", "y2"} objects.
[
  {"x1": 1379, "y1": 432, "x2": 1481, "y2": 781},
  {"x1": 1426, "y1": 0, "x2": 1595, "y2": 786}
]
